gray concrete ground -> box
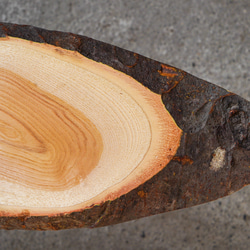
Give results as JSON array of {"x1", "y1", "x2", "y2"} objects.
[{"x1": 0, "y1": 0, "x2": 249, "y2": 249}]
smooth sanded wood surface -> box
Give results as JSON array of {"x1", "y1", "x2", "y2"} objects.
[{"x1": 0, "y1": 37, "x2": 181, "y2": 215}]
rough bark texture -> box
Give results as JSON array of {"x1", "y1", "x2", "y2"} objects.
[{"x1": 0, "y1": 22, "x2": 249, "y2": 230}]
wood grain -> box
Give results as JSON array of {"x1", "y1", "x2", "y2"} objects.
[
  {"x1": 0, "y1": 68, "x2": 103, "y2": 191},
  {"x1": 0, "y1": 36, "x2": 181, "y2": 214}
]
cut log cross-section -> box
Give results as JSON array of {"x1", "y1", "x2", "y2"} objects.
[
  {"x1": 0, "y1": 37, "x2": 181, "y2": 215},
  {"x1": 0, "y1": 23, "x2": 249, "y2": 230}
]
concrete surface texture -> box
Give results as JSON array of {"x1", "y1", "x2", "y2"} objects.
[{"x1": 0, "y1": 0, "x2": 249, "y2": 249}]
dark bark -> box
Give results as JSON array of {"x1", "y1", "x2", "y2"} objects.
[{"x1": 0, "y1": 22, "x2": 249, "y2": 230}]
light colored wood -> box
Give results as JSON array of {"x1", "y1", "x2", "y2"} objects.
[
  {"x1": 0, "y1": 37, "x2": 182, "y2": 216},
  {"x1": 0, "y1": 68, "x2": 103, "y2": 190}
]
